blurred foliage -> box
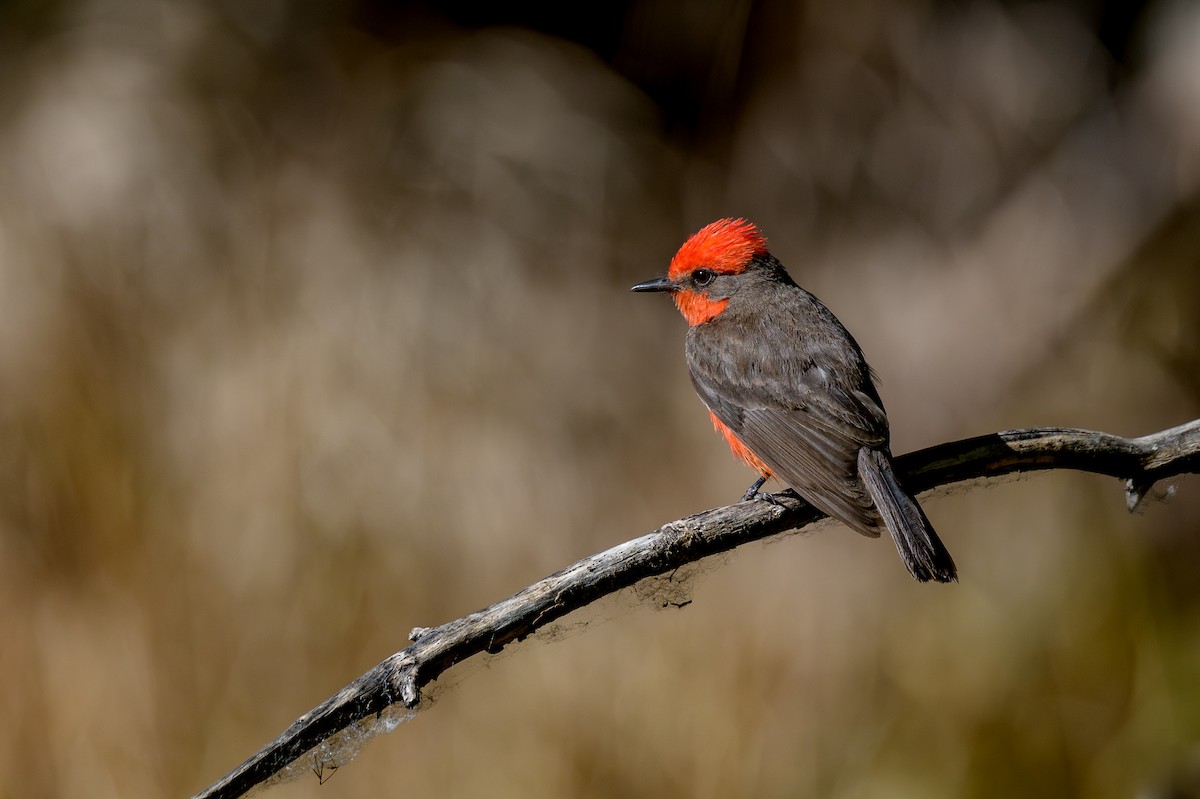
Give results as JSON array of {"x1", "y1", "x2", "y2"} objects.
[{"x1": 0, "y1": 1, "x2": 1198, "y2": 797}]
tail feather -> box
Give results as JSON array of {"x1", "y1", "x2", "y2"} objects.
[{"x1": 858, "y1": 448, "x2": 957, "y2": 583}]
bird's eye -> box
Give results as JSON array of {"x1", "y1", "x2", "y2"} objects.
[{"x1": 692, "y1": 269, "x2": 716, "y2": 287}]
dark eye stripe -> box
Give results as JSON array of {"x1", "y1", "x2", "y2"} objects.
[{"x1": 693, "y1": 269, "x2": 715, "y2": 287}]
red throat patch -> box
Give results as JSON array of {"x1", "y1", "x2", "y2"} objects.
[{"x1": 673, "y1": 291, "x2": 728, "y2": 326}]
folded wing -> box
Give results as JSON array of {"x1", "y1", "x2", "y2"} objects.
[{"x1": 686, "y1": 315, "x2": 889, "y2": 537}]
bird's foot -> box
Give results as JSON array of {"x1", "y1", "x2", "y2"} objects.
[{"x1": 741, "y1": 476, "x2": 786, "y2": 504}]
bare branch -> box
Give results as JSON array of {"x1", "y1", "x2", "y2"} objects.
[{"x1": 192, "y1": 421, "x2": 1200, "y2": 799}]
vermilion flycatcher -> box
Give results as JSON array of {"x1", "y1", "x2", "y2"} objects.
[{"x1": 633, "y1": 218, "x2": 956, "y2": 583}]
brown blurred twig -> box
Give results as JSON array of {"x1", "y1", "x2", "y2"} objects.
[{"x1": 193, "y1": 421, "x2": 1200, "y2": 799}]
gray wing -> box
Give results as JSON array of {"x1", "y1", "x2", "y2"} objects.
[{"x1": 686, "y1": 314, "x2": 890, "y2": 537}]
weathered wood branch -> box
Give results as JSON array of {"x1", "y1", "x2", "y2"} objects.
[{"x1": 193, "y1": 421, "x2": 1200, "y2": 799}]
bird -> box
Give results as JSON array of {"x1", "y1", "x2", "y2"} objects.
[{"x1": 632, "y1": 218, "x2": 956, "y2": 583}]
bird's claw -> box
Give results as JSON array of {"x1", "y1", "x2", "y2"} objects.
[{"x1": 754, "y1": 491, "x2": 787, "y2": 507}]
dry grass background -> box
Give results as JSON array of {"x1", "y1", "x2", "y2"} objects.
[{"x1": 1, "y1": 1, "x2": 1199, "y2": 797}]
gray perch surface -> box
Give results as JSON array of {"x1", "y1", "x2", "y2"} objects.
[{"x1": 194, "y1": 421, "x2": 1200, "y2": 799}]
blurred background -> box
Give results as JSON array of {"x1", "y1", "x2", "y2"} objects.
[{"x1": 1, "y1": 0, "x2": 1199, "y2": 796}]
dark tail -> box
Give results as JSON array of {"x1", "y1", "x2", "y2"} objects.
[{"x1": 858, "y1": 448, "x2": 957, "y2": 583}]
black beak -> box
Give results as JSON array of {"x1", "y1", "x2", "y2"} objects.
[{"x1": 630, "y1": 276, "x2": 676, "y2": 293}]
